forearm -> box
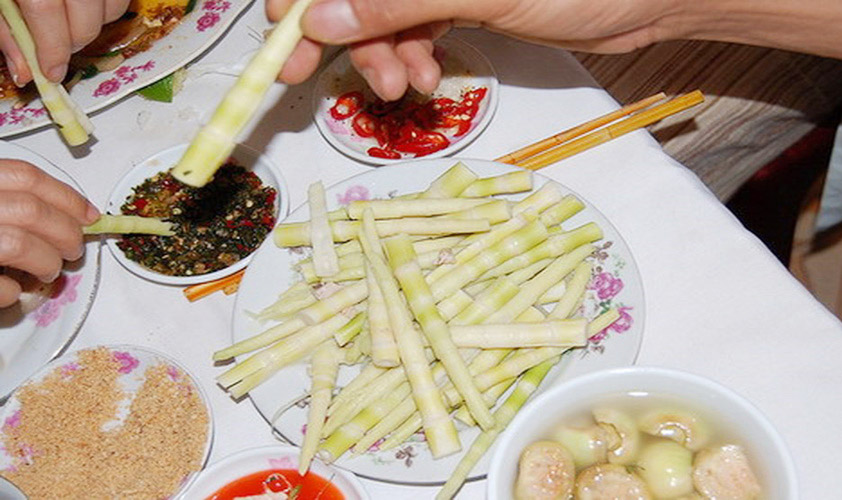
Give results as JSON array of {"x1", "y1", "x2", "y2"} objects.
[{"x1": 670, "y1": 0, "x2": 842, "y2": 58}]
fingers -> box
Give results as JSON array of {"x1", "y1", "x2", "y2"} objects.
[
  {"x1": 302, "y1": 0, "x2": 481, "y2": 44},
  {"x1": 0, "y1": 160, "x2": 98, "y2": 225},
  {"x1": 394, "y1": 23, "x2": 447, "y2": 94},
  {"x1": 0, "y1": 274, "x2": 22, "y2": 308},
  {"x1": 277, "y1": 37, "x2": 324, "y2": 85},
  {"x1": 0, "y1": 17, "x2": 30, "y2": 85},
  {"x1": 65, "y1": 0, "x2": 105, "y2": 52},
  {"x1": 17, "y1": 0, "x2": 73, "y2": 82},
  {"x1": 103, "y1": 0, "x2": 130, "y2": 23},
  {"x1": 0, "y1": 192, "x2": 85, "y2": 261},
  {"x1": 0, "y1": 226, "x2": 63, "y2": 283},
  {"x1": 348, "y1": 36, "x2": 408, "y2": 101}
]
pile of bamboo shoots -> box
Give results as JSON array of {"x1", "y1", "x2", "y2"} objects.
[{"x1": 213, "y1": 162, "x2": 619, "y2": 498}]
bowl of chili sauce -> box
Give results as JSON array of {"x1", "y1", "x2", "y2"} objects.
[
  {"x1": 103, "y1": 143, "x2": 289, "y2": 285},
  {"x1": 313, "y1": 35, "x2": 499, "y2": 166},
  {"x1": 180, "y1": 445, "x2": 369, "y2": 499}
]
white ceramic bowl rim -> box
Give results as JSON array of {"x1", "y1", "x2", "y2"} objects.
[
  {"x1": 104, "y1": 143, "x2": 290, "y2": 286},
  {"x1": 487, "y1": 366, "x2": 799, "y2": 500},
  {"x1": 179, "y1": 444, "x2": 369, "y2": 499}
]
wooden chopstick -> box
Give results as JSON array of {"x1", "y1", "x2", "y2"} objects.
[
  {"x1": 184, "y1": 90, "x2": 703, "y2": 301},
  {"x1": 183, "y1": 269, "x2": 246, "y2": 302},
  {"x1": 495, "y1": 92, "x2": 667, "y2": 165},
  {"x1": 514, "y1": 90, "x2": 705, "y2": 170}
]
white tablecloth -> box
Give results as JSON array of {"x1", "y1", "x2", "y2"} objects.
[{"x1": 7, "y1": 3, "x2": 842, "y2": 498}]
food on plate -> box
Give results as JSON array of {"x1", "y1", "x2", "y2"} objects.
[
  {"x1": 516, "y1": 394, "x2": 763, "y2": 499},
  {"x1": 0, "y1": 347, "x2": 209, "y2": 499},
  {"x1": 212, "y1": 161, "x2": 624, "y2": 499},
  {"x1": 0, "y1": 0, "x2": 92, "y2": 145},
  {"x1": 208, "y1": 468, "x2": 344, "y2": 500},
  {"x1": 116, "y1": 161, "x2": 276, "y2": 276},
  {"x1": 326, "y1": 86, "x2": 489, "y2": 160},
  {"x1": 171, "y1": 0, "x2": 312, "y2": 187}
]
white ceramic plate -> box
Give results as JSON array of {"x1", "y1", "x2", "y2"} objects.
[
  {"x1": 231, "y1": 158, "x2": 645, "y2": 485},
  {"x1": 104, "y1": 142, "x2": 289, "y2": 285},
  {"x1": 0, "y1": 0, "x2": 254, "y2": 139},
  {"x1": 0, "y1": 344, "x2": 215, "y2": 498},
  {"x1": 179, "y1": 444, "x2": 369, "y2": 499},
  {"x1": 313, "y1": 36, "x2": 499, "y2": 166},
  {"x1": 0, "y1": 142, "x2": 100, "y2": 400}
]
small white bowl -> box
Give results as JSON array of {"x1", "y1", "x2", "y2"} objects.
[
  {"x1": 178, "y1": 445, "x2": 369, "y2": 499},
  {"x1": 313, "y1": 35, "x2": 499, "y2": 166},
  {"x1": 487, "y1": 367, "x2": 798, "y2": 500},
  {"x1": 104, "y1": 143, "x2": 289, "y2": 285},
  {"x1": 0, "y1": 344, "x2": 214, "y2": 499}
]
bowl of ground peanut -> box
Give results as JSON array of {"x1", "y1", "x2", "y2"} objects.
[{"x1": 0, "y1": 345, "x2": 213, "y2": 498}]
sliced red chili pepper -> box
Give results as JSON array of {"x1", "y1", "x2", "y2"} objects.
[
  {"x1": 352, "y1": 111, "x2": 378, "y2": 138},
  {"x1": 460, "y1": 87, "x2": 488, "y2": 109},
  {"x1": 367, "y1": 146, "x2": 402, "y2": 159},
  {"x1": 453, "y1": 118, "x2": 472, "y2": 137},
  {"x1": 329, "y1": 91, "x2": 364, "y2": 120},
  {"x1": 392, "y1": 131, "x2": 450, "y2": 156}
]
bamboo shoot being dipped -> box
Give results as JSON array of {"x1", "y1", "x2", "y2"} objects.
[{"x1": 171, "y1": 0, "x2": 313, "y2": 186}]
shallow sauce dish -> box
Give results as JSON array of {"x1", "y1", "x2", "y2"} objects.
[
  {"x1": 180, "y1": 445, "x2": 369, "y2": 499},
  {"x1": 313, "y1": 36, "x2": 499, "y2": 165},
  {"x1": 487, "y1": 366, "x2": 798, "y2": 499},
  {"x1": 105, "y1": 143, "x2": 289, "y2": 285}
]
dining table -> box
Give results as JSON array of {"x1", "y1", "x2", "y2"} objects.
[{"x1": 3, "y1": 2, "x2": 842, "y2": 498}]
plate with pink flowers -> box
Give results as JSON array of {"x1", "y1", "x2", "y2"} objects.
[
  {"x1": 0, "y1": 142, "x2": 100, "y2": 400},
  {"x1": 0, "y1": 345, "x2": 213, "y2": 498},
  {"x1": 230, "y1": 157, "x2": 644, "y2": 486},
  {"x1": 0, "y1": 0, "x2": 254, "y2": 140}
]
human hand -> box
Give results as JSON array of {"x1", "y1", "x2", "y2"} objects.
[
  {"x1": 267, "y1": 0, "x2": 683, "y2": 100},
  {"x1": 0, "y1": 159, "x2": 99, "y2": 307},
  {"x1": 0, "y1": 0, "x2": 131, "y2": 85}
]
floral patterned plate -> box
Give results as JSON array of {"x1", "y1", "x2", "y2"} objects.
[
  {"x1": 0, "y1": 0, "x2": 254, "y2": 139},
  {"x1": 0, "y1": 345, "x2": 214, "y2": 498},
  {"x1": 232, "y1": 158, "x2": 645, "y2": 485},
  {"x1": 0, "y1": 142, "x2": 100, "y2": 400}
]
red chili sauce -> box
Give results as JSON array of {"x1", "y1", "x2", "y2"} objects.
[
  {"x1": 328, "y1": 87, "x2": 488, "y2": 160},
  {"x1": 208, "y1": 469, "x2": 344, "y2": 500}
]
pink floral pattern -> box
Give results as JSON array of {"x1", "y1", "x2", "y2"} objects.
[
  {"x1": 30, "y1": 274, "x2": 82, "y2": 328},
  {"x1": 3, "y1": 410, "x2": 21, "y2": 431},
  {"x1": 0, "y1": 106, "x2": 47, "y2": 127},
  {"x1": 196, "y1": 0, "x2": 231, "y2": 31},
  {"x1": 269, "y1": 456, "x2": 295, "y2": 469},
  {"x1": 589, "y1": 271, "x2": 624, "y2": 300},
  {"x1": 113, "y1": 351, "x2": 140, "y2": 374},
  {"x1": 93, "y1": 61, "x2": 157, "y2": 97},
  {"x1": 336, "y1": 185, "x2": 370, "y2": 205}
]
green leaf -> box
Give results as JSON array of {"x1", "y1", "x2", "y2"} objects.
[{"x1": 137, "y1": 68, "x2": 186, "y2": 103}]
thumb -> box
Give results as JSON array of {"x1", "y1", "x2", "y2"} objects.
[{"x1": 301, "y1": 0, "x2": 489, "y2": 44}]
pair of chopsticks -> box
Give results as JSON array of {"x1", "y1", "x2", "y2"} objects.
[
  {"x1": 183, "y1": 90, "x2": 704, "y2": 301},
  {"x1": 496, "y1": 90, "x2": 704, "y2": 169}
]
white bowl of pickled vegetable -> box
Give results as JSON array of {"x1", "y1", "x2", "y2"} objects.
[
  {"x1": 487, "y1": 366, "x2": 797, "y2": 500},
  {"x1": 104, "y1": 143, "x2": 289, "y2": 285}
]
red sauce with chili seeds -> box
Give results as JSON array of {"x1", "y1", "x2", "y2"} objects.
[
  {"x1": 117, "y1": 162, "x2": 276, "y2": 276},
  {"x1": 328, "y1": 86, "x2": 488, "y2": 160},
  {"x1": 207, "y1": 469, "x2": 344, "y2": 500}
]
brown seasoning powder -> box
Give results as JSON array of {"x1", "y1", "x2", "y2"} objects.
[{"x1": 0, "y1": 347, "x2": 209, "y2": 499}]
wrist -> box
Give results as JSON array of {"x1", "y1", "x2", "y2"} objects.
[{"x1": 664, "y1": 0, "x2": 842, "y2": 58}]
